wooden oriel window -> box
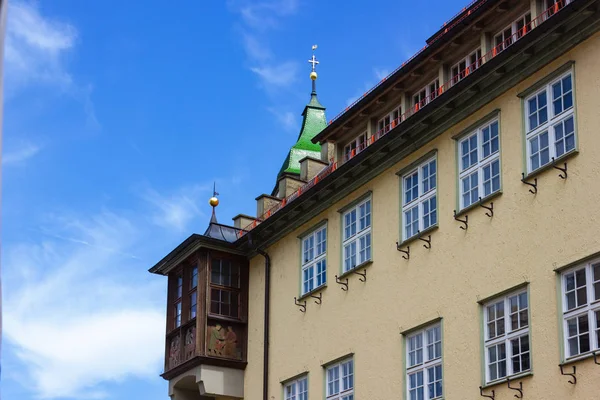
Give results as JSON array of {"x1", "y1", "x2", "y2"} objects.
[
  {"x1": 174, "y1": 274, "x2": 183, "y2": 328},
  {"x1": 209, "y1": 258, "x2": 241, "y2": 319},
  {"x1": 169, "y1": 264, "x2": 199, "y2": 332}
]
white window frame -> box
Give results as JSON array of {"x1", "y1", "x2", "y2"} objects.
[
  {"x1": 343, "y1": 131, "x2": 368, "y2": 162},
  {"x1": 451, "y1": 48, "x2": 482, "y2": 86},
  {"x1": 413, "y1": 79, "x2": 440, "y2": 111},
  {"x1": 401, "y1": 156, "x2": 437, "y2": 241},
  {"x1": 326, "y1": 358, "x2": 354, "y2": 400},
  {"x1": 483, "y1": 289, "x2": 531, "y2": 384},
  {"x1": 405, "y1": 323, "x2": 443, "y2": 400},
  {"x1": 377, "y1": 105, "x2": 402, "y2": 137},
  {"x1": 284, "y1": 375, "x2": 308, "y2": 400},
  {"x1": 524, "y1": 70, "x2": 575, "y2": 173},
  {"x1": 301, "y1": 224, "x2": 327, "y2": 296},
  {"x1": 458, "y1": 118, "x2": 501, "y2": 210},
  {"x1": 342, "y1": 197, "x2": 372, "y2": 273},
  {"x1": 561, "y1": 261, "x2": 600, "y2": 360}
]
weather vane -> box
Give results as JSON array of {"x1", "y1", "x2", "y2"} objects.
[
  {"x1": 308, "y1": 44, "x2": 319, "y2": 91},
  {"x1": 209, "y1": 182, "x2": 219, "y2": 207},
  {"x1": 308, "y1": 44, "x2": 319, "y2": 72}
]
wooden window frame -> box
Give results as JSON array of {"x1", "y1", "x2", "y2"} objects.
[
  {"x1": 561, "y1": 261, "x2": 600, "y2": 359},
  {"x1": 524, "y1": 70, "x2": 575, "y2": 173},
  {"x1": 284, "y1": 375, "x2": 308, "y2": 400},
  {"x1": 209, "y1": 257, "x2": 242, "y2": 320},
  {"x1": 405, "y1": 323, "x2": 443, "y2": 400},
  {"x1": 301, "y1": 224, "x2": 327, "y2": 296},
  {"x1": 326, "y1": 358, "x2": 354, "y2": 400},
  {"x1": 457, "y1": 118, "x2": 501, "y2": 210},
  {"x1": 483, "y1": 289, "x2": 531, "y2": 384},
  {"x1": 342, "y1": 197, "x2": 372, "y2": 273},
  {"x1": 401, "y1": 155, "x2": 437, "y2": 241}
]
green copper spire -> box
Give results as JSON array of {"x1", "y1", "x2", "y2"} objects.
[{"x1": 276, "y1": 46, "x2": 327, "y2": 179}]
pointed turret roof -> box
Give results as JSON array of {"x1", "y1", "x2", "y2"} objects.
[{"x1": 276, "y1": 48, "x2": 327, "y2": 179}]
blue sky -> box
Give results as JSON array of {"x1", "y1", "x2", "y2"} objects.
[{"x1": 2, "y1": 0, "x2": 468, "y2": 398}]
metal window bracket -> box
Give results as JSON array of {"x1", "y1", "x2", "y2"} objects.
[
  {"x1": 559, "y1": 364, "x2": 576, "y2": 384},
  {"x1": 594, "y1": 351, "x2": 600, "y2": 365},
  {"x1": 454, "y1": 210, "x2": 468, "y2": 230},
  {"x1": 335, "y1": 275, "x2": 349, "y2": 291},
  {"x1": 521, "y1": 173, "x2": 538, "y2": 194},
  {"x1": 479, "y1": 386, "x2": 495, "y2": 400},
  {"x1": 293, "y1": 297, "x2": 307, "y2": 312},
  {"x1": 310, "y1": 292, "x2": 322, "y2": 305},
  {"x1": 552, "y1": 157, "x2": 568, "y2": 179},
  {"x1": 507, "y1": 378, "x2": 523, "y2": 399},
  {"x1": 479, "y1": 197, "x2": 494, "y2": 218},
  {"x1": 418, "y1": 233, "x2": 432, "y2": 249},
  {"x1": 354, "y1": 269, "x2": 367, "y2": 282},
  {"x1": 396, "y1": 242, "x2": 410, "y2": 260}
]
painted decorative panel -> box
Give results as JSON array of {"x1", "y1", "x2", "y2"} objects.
[{"x1": 206, "y1": 323, "x2": 242, "y2": 360}]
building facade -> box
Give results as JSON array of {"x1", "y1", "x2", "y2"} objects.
[{"x1": 150, "y1": 0, "x2": 600, "y2": 398}]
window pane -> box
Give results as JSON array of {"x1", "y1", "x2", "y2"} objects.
[
  {"x1": 405, "y1": 173, "x2": 419, "y2": 203},
  {"x1": 359, "y1": 201, "x2": 371, "y2": 230},
  {"x1": 596, "y1": 310, "x2": 600, "y2": 350},
  {"x1": 567, "y1": 315, "x2": 590, "y2": 357},
  {"x1": 359, "y1": 233, "x2": 371, "y2": 263},
  {"x1": 530, "y1": 131, "x2": 550, "y2": 171},
  {"x1": 460, "y1": 134, "x2": 478, "y2": 170},
  {"x1": 191, "y1": 267, "x2": 198, "y2": 289},
  {"x1": 316, "y1": 260, "x2": 327, "y2": 287},
  {"x1": 594, "y1": 264, "x2": 600, "y2": 301},
  {"x1": 344, "y1": 242, "x2": 357, "y2": 272},
  {"x1": 303, "y1": 266, "x2": 314, "y2": 294},
  {"x1": 423, "y1": 197, "x2": 437, "y2": 230},
  {"x1": 511, "y1": 335, "x2": 530, "y2": 374},
  {"x1": 422, "y1": 160, "x2": 436, "y2": 193},
  {"x1": 483, "y1": 160, "x2": 500, "y2": 197},
  {"x1": 462, "y1": 172, "x2": 478, "y2": 208},
  {"x1": 405, "y1": 207, "x2": 419, "y2": 239},
  {"x1": 488, "y1": 343, "x2": 506, "y2": 381}
]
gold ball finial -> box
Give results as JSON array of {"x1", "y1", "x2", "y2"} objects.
[
  {"x1": 209, "y1": 197, "x2": 219, "y2": 207},
  {"x1": 310, "y1": 71, "x2": 318, "y2": 81}
]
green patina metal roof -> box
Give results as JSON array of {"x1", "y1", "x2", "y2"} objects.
[{"x1": 277, "y1": 92, "x2": 327, "y2": 178}]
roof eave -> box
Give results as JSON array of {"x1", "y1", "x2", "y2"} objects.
[{"x1": 311, "y1": 0, "x2": 497, "y2": 144}]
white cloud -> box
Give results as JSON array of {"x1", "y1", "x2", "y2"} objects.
[
  {"x1": 241, "y1": 32, "x2": 272, "y2": 62},
  {"x1": 267, "y1": 107, "x2": 296, "y2": 132},
  {"x1": 5, "y1": 1, "x2": 77, "y2": 91},
  {"x1": 250, "y1": 61, "x2": 298, "y2": 88},
  {"x1": 141, "y1": 184, "x2": 209, "y2": 232},
  {"x1": 3, "y1": 211, "x2": 166, "y2": 399},
  {"x1": 230, "y1": 0, "x2": 301, "y2": 92},
  {"x1": 5, "y1": 1, "x2": 100, "y2": 130},
  {"x1": 234, "y1": 0, "x2": 299, "y2": 30},
  {"x1": 3, "y1": 141, "x2": 42, "y2": 166}
]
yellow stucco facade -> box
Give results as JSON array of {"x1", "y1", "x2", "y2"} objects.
[{"x1": 245, "y1": 31, "x2": 600, "y2": 400}]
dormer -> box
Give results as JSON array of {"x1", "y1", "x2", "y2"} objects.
[{"x1": 312, "y1": 0, "x2": 553, "y2": 166}]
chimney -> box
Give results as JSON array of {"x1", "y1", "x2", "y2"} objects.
[
  {"x1": 274, "y1": 173, "x2": 306, "y2": 198},
  {"x1": 299, "y1": 156, "x2": 329, "y2": 182},
  {"x1": 232, "y1": 214, "x2": 258, "y2": 230},
  {"x1": 256, "y1": 194, "x2": 282, "y2": 218}
]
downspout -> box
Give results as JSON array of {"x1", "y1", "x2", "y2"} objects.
[{"x1": 255, "y1": 248, "x2": 271, "y2": 400}]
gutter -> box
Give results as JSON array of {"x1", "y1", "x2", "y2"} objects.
[{"x1": 254, "y1": 247, "x2": 271, "y2": 400}]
